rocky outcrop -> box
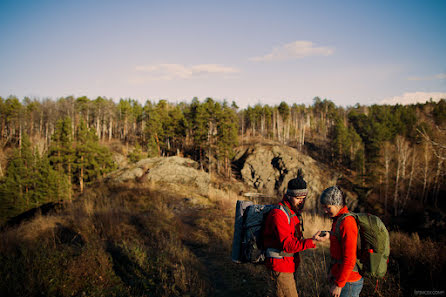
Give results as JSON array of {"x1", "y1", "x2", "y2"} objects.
[
  {"x1": 112, "y1": 152, "x2": 128, "y2": 169},
  {"x1": 233, "y1": 144, "x2": 350, "y2": 210},
  {"x1": 106, "y1": 156, "x2": 210, "y2": 196}
]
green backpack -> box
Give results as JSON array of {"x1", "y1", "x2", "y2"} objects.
[{"x1": 333, "y1": 212, "x2": 390, "y2": 278}]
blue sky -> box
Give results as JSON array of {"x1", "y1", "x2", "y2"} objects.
[{"x1": 0, "y1": 0, "x2": 445, "y2": 107}]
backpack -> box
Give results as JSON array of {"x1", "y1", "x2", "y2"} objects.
[
  {"x1": 332, "y1": 212, "x2": 390, "y2": 278},
  {"x1": 231, "y1": 200, "x2": 296, "y2": 264}
]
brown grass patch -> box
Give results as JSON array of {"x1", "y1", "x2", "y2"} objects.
[{"x1": 1, "y1": 178, "x2": 444, "y2": 297}]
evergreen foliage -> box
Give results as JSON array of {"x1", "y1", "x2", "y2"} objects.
[
  {"x1": 0, "y1": 135, "x2": 62, "y2": 221},
  {"x1": 433, "y1": 99, "x2": 446, "y2": 125},
  {"x1": 74, "y1": 120, "x2": 116, "y2": 191},
  {"x1": 49, "y1": 117, "x2": 74, "y2": 200},
  {"x1": 127, "y1": 143, "x2": 145, "y2": 163},
  {"x1": 0, "y1": 94, "x2": 445, "y2": 222}
]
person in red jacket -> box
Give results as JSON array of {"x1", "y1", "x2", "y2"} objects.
[
  {"x1": 263, "y1": 171, "x2": 328, "y2": 297},
  {"x1": 320, "y1": 186, "x2": 363, "y2": 297}
]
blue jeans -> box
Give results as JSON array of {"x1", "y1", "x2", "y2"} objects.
[{"x1": 340, "y1": 277, "x2": 364, "y2": 297}]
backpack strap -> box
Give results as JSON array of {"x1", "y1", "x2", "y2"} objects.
[
  {"x1": 265, "y1": 203, "x2": 299, "y2": 259},
  {"x1": 280, "y1": 202, "x2": 304, "y2": 238},
  {"x1": 278, "y1": 203, "x2": 296, "y2": 225},
  {"x1": 265, "y1": 248, "x2": 294, "y2": 259},
  {"x1": 332, "y1": 212, "x2": 360, "y2": 273},
  {"x1": 333, "y1": 213, "x2": 355, "y2": 243}
]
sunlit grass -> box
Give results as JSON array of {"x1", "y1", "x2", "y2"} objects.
[{"x1": 0, "y1": 178, "x2": 444, "y2": 297}]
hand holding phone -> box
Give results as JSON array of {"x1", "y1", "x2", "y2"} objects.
[
  {"x1": 319, "y1": 231, "x2": 330, "y2": 237},
  {"x1": 312, "y1": 230, "x2": 330, "y2": 242}
]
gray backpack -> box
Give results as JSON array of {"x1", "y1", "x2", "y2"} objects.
[
  {"x1": 231, "y1": 200, "x2": 296, "y2": 264},
  {"x1": 333, "y1": 212, "x2": 390, "y2": 278}
]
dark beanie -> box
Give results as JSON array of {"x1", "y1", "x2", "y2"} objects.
[{"x1": 286, "y1": 169, "x2": 308, "y2": 197}]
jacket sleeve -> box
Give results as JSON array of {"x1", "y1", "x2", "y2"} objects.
[
  {"x1": 335, "y1": 216, "x2": 358, "y2": 287},
  {"x1": 269, "y1": 210, "x2": 316, "y2": 253}
]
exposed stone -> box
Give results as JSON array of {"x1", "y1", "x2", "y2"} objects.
[
  {"x1": 112, "y1": 152, "x2": 128, "y2": 169},
  {"x1": 106, "y1": 156, "x2": 209, "y2": 196},
  {"x1": 234, "y1": 143, "x2": 354, "y2": 211}
]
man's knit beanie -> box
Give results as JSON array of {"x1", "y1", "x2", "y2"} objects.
[
  {"x1": 320, "y1": 186, "x2": 344, "y2": 206},
  {"x1": 286, "y1": 169, "x2": 308, "y2": 197}
]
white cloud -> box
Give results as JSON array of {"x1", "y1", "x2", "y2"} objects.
[
  {"x1": 133, "y1": 63, "x2": 240, "y2": 81},
  {"x1": 191, "y1": 64, "x2": 239, "y2": 74},
  {"x1": 249, "y1": 41, "x2": 334, "y2": 62},
  {"x1": 379, "y1": 92, "x2": 446, "y2": 105},
  {"x1": 407, "y1": 73, "x2": 446, "y2": 81}
]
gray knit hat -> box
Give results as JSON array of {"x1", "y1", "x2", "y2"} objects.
[{"x1": 320, "y1": 186, "x2": 345, "y2": 206}]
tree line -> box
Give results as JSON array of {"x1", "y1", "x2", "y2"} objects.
[
  {"x1": 0, "y1": 117, "x2": 116, "y2": 221},
  {"x1": 0, "y1": 95, "x2": 445, "y2": 222},
  {"x1": 241, "y1": 97, "x2": 445, "y2": 216}
]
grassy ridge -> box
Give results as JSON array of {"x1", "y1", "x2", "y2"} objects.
[
  {"x1": 0, "y1": 181, "x2": 445, "y2": 296},
  {"x1": 0, "y1": 183, "x2": 210, "y2": 297}
]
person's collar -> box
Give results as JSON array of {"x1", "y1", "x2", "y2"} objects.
[{"x1": 334, "y1": 205, "x2": 349, "y2": 218}]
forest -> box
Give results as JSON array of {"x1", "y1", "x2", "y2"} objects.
[
  {"x1": 0, "y1": 95, "x2": 444, "y2": 227},
  {"x1": 0, "y1": 95, "x2": 445, "y2": 297}
]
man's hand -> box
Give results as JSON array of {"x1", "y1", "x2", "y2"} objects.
[
  {"x1": 330, "y1": 284, "x2": 342, "y2": 297},
  {"x1": 312, "y1": 230, "x2": 329, "y2": 243}
]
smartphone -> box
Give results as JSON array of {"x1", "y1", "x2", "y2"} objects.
[{"x1": 319, "y1": 231, "x2": 330, "y2": 237}]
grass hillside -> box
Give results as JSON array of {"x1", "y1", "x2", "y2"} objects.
[{"x1": 1, "y1": 175, "x2": 445, "y2": 296}]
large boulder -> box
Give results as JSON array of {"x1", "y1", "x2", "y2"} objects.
[
  {"x1": 106, "y1": 156, "x2": 210, "y2": 196},
  {"x1": 234, "y1": 144, "x2": 349, "y2": 211}
]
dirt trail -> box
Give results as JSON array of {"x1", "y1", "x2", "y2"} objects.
[{"x1": 175, "y1": 204, "x2": 272, "y2": 297}]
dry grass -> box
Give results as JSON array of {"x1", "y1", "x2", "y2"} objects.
[
  {"x1": 296, "y1": 248, "x2": 331, "y2": 297},
  {"x1": 301, "y1": 212, "x2": 332, "y2": 247},
  {"x1": 1, "y1": 178, "x2": 444, "y2": 297},
  {"x1": 0, "y1": 182, "x2": 211, "y2": 297},
  {"x1": 0, "y1": 215, "x2": 62, "y2": 252},
  {"x1": 390, "y1": 231, "x2": 445, "y2": 270},
  {"x1": 388, "y1": 231, "x2": 446, "y2": 295}
]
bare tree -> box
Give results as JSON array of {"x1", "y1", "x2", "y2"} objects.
[
  {"x1": 402, "y1": 146, "x2": 416, "y2": 211},
  {"x1": 418, "y1": 127, "x2": 446, "y2": 207},
  {"x1": 383, "y1": 142, "x2": 392, "y2": 214},
  {"x1": 394, "y1": 136, "x2": 410, "y2": 216}
]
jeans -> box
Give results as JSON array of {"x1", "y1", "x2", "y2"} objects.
[{"x1": 340, "y1": 277, "x2": 364, "y2": 297}]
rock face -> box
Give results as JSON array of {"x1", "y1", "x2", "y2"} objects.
[
  {"x1": 106, "y1": 156, "x2": 210, "y2": 196},
  {"x1": 234, "y1": 144, "x2": 341, "y2": 210}
]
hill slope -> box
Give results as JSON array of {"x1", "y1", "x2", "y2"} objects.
[{"x1": 0, "y1": 150, "x2": 445, "y2": 296}]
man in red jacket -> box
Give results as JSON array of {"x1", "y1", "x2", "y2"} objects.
[{"x1": 263, "y1": 172, "x2": 328, "y2": 297}]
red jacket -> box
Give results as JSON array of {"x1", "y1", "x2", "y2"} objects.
[
  {"x1": 329, "y1": 206, "x2": 362, "y2": 287},
  {"x1": 263, "y1": 199, "x2": 316, "y2": 273}
]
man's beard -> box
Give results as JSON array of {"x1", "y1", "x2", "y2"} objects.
[{"x1": 290, "y1": 201, "x2": 305, "y2": 213}]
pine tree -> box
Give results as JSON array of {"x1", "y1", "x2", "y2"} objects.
[
  {"x1": 128, "y1": 143, "x2": 145, "y2": 163},
  {"x1": 216, "y1": 102, "x2": 239, "y2": 177},
  {"x1": 330, "y1": 116, "x2": 349, "y2": 165},
  {"x1": 49, "y1": 117, "x2": 74, "y2": 200},
  {"x1": 74, "y1": 120, "x2": 116, "y2": 193},
  {"x1": 190, "y1": 99, "x2": 210, "y2": 166},
  {"x1": 75, "y1": 96, "x2": 91, "y2": 125},
  {"x1": 32, "y1": 152, "x2": 61, "y2": 204},
  {"x1": 0, "y1": 140, "x2": 29, "y2": 217},
  {"x1": 145, "y1": 101, "x2": 164, "y2": 156},
  {"x1": 166, "y1": 105, "x2": 186, "y2": 155},
  {"x1": 0, "y1": 134, "x2": 47, "y2": 219},
  {"x1": 131, "y1": 99, "x2": 144, "y2": 143}
]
